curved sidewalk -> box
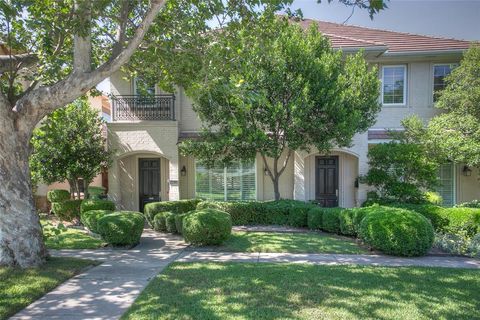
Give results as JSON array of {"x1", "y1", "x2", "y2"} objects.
[
  {"x1": 177, "y1": 251, "x2": 480, "y2": 269},
  {"x1": 11, "y1": 230, "x2": 187, "y2": 320}
]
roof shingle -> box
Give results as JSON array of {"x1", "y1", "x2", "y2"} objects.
[{"x1": 299, "y1": 19, "x2": 472, "y2": 54}]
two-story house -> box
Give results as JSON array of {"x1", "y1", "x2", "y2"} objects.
[{"x1": 106, "y1": 18, "x2": 474, "y2": 212}]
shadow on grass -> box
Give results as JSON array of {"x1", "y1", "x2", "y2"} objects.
[
  {"x1": 0, "y1": 257, "x2": 96, "y2": 320},
  {"x1": 216, "y1": 231, "x2": 367, "y2": 254},
  {"x1": 122, "y1": 262, "x2": 480, "y2": 320}
]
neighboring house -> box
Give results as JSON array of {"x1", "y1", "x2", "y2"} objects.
[{"x1": 107, "y1": 19, "x2": 474, "y2": 211}]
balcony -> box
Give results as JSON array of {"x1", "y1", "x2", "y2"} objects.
[{"x1": 111, "y1": 94, "x2": 175, "y2": 121}]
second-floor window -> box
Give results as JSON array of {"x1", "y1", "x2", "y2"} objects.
[
  {"x1": 382, "y1": 65, "x2": 407, "y2": 106},
  {"x1": 134, "y1": 78, "x2": 155, "y2": 96},
  {"x1": 433, "y1": 64, "x2": 457, "y2": 102}
]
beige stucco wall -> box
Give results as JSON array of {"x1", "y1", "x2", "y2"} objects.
[
  {"x1": 115, "y1": 154, "x2": 169, "y2": 211},
  {"x1": 108, "y1": 122, "x2": 180, "y2": 209},
  {"x1": 294, "y1": 148, "x2": 360, "y2": 208},
  {"x1": 456, "y1": 165, "x2": 480, "y2": 204},
  {"x1": 256, "y1": 151, "x2": 295, "y2": 200}
]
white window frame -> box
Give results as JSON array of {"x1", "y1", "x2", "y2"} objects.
[
  {"x1": 436, "y1": 162, "x2": 457, "y2": 207},
  {"x1": 432, "y1": 63, "x2": 457, "y2": 104},
  {"x1": 133, "y1": 77, "x2": 156, "y2": 96},
  {"x1": 193, "y1": 160, "x2": 257, "y2": 201},
  {"x1": 381, "y1": 65, "x2": 407, "y2": 107}
]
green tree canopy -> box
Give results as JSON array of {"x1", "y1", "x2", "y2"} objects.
[
  {"x1": 402, "y1": 46, "x2": 480, "y2": 167},
  {"x1": 30, "y1": 99, "x2": 111, "y2": 199},
  {"x1": 180, "y1": 17, "x2": 381, "y2": 200}
]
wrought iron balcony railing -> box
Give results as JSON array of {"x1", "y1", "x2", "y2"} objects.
[{"x1": 111, "y1": 94, "x2": 175, "y2": 121}]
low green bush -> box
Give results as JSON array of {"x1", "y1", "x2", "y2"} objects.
[
  {"x1": 183, "y1": 209, "x2": 232, "y2": 245},
  {"x1": 80, "y1": 209, "x2": 113, "y2": 233},
  {"x1": 359, "y1": 206, "x2": 434, "y2": 256},
  {"x1": 196, "y1": 199, "x2": 316, "y2": 226},
  {"x1": 51, "y1": 199, "x2": 82, "y2": 222},
  {"x1": 97, "y1": 211, "x2": 144, "y2": 246},
  {"x1": 80, "y1": 199, "x2": 115, "y2": 214},
  {"x1": 339, "y1": 209, "x2": 356, "y2": 236},
  {"x1": 164, "y1": 212, "x2": 177, "y2": 233},
  {"x1": 307, "y1": 207, "x2": 323, "y2": 230},
  {"x1": 387, "y1": 203, "x2": 480, "y2": 237},
  {"x1": 144, "y1": 199, "x2": 200, "y2": 226},
  {"x1": 321, "y1": 208, "x2": 343, "y2": 234},
  {"x1": 388, "y1": 203, "x2": 448, "y2": 232},
  {"x1": 174, "y1": 212, "x2": 193, "y2": 235},
  {"x1": 88, "y1": 186, "x2": 106, "y2": 199},
  {"x1": 47, "y1": 189, "x2": 70, "y2": 203},
  {"x1": 153, "y1": 212, "x2": 169, "y2": 232}
]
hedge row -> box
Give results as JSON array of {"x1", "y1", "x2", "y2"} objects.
[
  {"x1": 386, "y1": 203, "x2": 480, "y2": 237},
  {"x1": 145, "y1": 199, "x2": 434, "y2": 256},
  {"x1": 144, "y1": 199, "x2": 201, "y2": 226},
  {"x1": 197, "y1": 199, "x2": 317, "y2": 227},
  {"x1": 306, "y1": 205, "x2": 434, "y2": 256}
]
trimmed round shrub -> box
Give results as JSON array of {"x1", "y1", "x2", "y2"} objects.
[
  {"x1": 307, "y1": 207, "x2": 323, "y2": 230},
  {"x1": 47, "y1": 189, "x2": 70, "y2": 203},
  {"x1": 359, "y1": 206, "x2": 434, "y2": 256},
  {"x1": 339, "y1": 209, "x2": 356, "y2": 236},
  {"x1": 80, "y1": 209, "x2": 113, "y2": 233},
  {"x1": 97, "y1": 211, "x2": 144, "y2": 246},
  {"x1": 183, "y1": 209, "x2": 232, "y2": 245},
  {"x1": 144, "y1": 199, "x2": 200, "y2": 226},
  {"x1": 175, "y1": 212, "x2": 194, "y2": 235},
  {"x1": 287, "y1": 202, "x2": 316, "y2": 227},
  {"x1": 321, "y1": 208, "x2": 343, "y2": 234},
  {"x1": 164, "y1": 212, "x2": 177, "y2": 233},
  {"x1": 51, "y1": 199, "x2": 82, "y2": 221},
  {"x1": 153, "y1": 212, "x2": 169, "y2": 232},
  {"x1": 88, "y1": 186, "x2": 106, "y2": 200},
  {"x1": 80, "y1": 199, "x2": 115, "y2": 214}
]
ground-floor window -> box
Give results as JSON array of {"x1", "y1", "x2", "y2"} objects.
[
  {"x1": 195, "y1": 160, "x2": 256, "y2": 201},
  {"x1": 436, "y1": 163, "x2": 455, "y2": 206}
]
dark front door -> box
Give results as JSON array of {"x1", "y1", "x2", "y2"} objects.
[
  {"x1": 315, "y1": 156, "x2": 339, "y2": 207},
  {"x1": 139, "y1": 158, "x2": 160, "y2": 212}
]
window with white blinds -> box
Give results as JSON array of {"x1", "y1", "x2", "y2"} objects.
[
  {"x1": 195, "y1": 160, "x2": 256, "y2": 201},
  {"x1": 436, "y1": 163, "x2": 455, "y2": 206}
]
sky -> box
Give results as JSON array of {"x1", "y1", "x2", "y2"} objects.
[{"x1": 288, "y1": 0, "x2": 480, "y2": 41}]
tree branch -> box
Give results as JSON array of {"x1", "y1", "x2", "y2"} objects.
[
  {"x1": 14, "y1": 0, "x2": 166, "y2": 128},
  {"x1": 112, "y1": 0, "x2": 131, "y2": 56},
  {"x1": 73, "y1": 1, "x2": 92, "y2": 73},
  {"x1": 0, "y1": 54, "x2": 37, "y2": 74}
]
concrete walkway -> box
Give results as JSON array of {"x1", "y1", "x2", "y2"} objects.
[
  {"x1": 11, "y1": 230, "x2": 187, "y2": 320},
  {"x1": 11, "y1": 229, "x2": 480, "y2": 320},
  {"x1": 177, "y1": 251, "x2": 480, "y2": 269}
]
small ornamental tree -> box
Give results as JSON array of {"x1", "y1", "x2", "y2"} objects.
[
  {"x1": 0, "y1": 0, "x2": 386, "y2": 267},
  {"x1": 407, "y1": 46, "x2": 480, "y2": 168},
  {"x1": 180, "y1": 17, "x2": 381, "y2": 200},
  {"x1": 30, "y1": 99, "x2": 111, "y2": 199},
  {"x1": 362, "y1": 141, "x2": 439, "y2": 203}
]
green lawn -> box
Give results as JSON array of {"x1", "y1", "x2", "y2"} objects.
[
  {"x1": 45, "y1": 228, "x2": 105, "y2": 249},
  {"x1": 0, "y1": 257, "x2": 96, "y2": 320},
  {"x1": 216, "y1": 231, "x2": 367, "y2": 254},
  {"x1": 123, "y1": 262, "x2": 480, "y2": 320}
]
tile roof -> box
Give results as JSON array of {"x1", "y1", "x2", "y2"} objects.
[{"x1": 298, "y1": 19, "x2": 472, "y2": 54}]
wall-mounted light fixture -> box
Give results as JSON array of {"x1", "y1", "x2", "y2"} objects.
[
  {"x1": 180, "y1": 165, "x2": 187, "y2": 176},
  {"x1": 463, "y1": 165, "x2": 472, "y2": 177},
  {"x1": 264, "y1": 167, "x2": 269, "y2": 176}
]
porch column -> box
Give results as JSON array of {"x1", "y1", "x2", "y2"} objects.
[
  {"x1": 168, "y1": 155, "x2": 180, "y2": 201},
  {"x1": 293, "y1": 151, "x2": 306, "y2": 201},
  {"x1": 108, "y1": 157, "x2": 122, "y2": 208}
]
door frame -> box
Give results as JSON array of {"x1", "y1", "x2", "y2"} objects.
[
  {"x1": 138, "y1": 158, "x2": 161, "y2": 212},
  {"x1": 315, "y1": 155, "x2": 339, "y2": 207}
]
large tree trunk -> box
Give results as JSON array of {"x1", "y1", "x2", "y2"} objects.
[
  {"x1": 0, "y1": 110, "x2": 47, "y2": 267},
  {"x1": 272, "y1": 176, "x2": 281, "y2": 201}
]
